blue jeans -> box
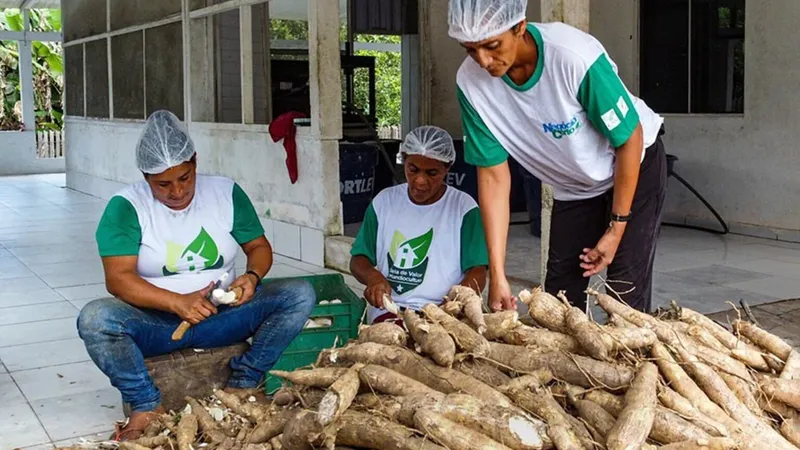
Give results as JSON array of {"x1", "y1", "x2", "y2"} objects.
[{"x1": 77, "y1": 279, "x2": 316, "y2": 413}]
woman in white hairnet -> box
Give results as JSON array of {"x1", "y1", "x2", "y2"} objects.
[
  {"x1": 77, "y1": 110, "x2": 316, "y2": 441},
  {"x1": 449, "y1": 0, "x2": 667, "y2": 313},
  {"x1": 349, "y1": 125, "x2": 489, "y2": 324}
]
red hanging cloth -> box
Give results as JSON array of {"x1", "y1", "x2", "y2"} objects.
[{"x1": 268, "y1": 111, "x2": 307, "y2": 184}]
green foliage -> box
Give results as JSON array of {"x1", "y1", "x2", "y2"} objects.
[
  {"x1": 352, "y1": 35, "x2": 400, "y2": 127},
  {"x1": 269, "y1": 19, "x2": 401, "y2": 127},
  {"x1": 0, "y1": 8, "x2": 63, "y2": 131}
]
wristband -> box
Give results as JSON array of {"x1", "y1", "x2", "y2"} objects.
[
  {"x1": 610, "y1": 212, "x2": 632, "y2": 223},
  {"x1": 245, "y1": 270, "x2": 262, "y2": 284}
]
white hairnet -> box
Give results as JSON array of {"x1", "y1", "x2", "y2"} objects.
[
  {"x1": 136, "y1": 110, "x2": 195, "y2": 174},
  {"x1": 448, "y1": 0, "x2": 527, "y2": 42},
  {"x1": 401, "y1": 125, "x2": 456, "y2": 165}
]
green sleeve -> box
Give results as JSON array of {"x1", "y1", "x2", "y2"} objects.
[
  {"x1": 457, "y1": 86, "x2": 509, "y2": 168},
  {"x1": 460, "y1": 207, "x2": 489, "y2": 272},
  {"x1": 95, "y1": 196, "x2": 142, "y2": 257},
  {"x1": 231, "y1": 182, "x2": 265, "y2": 244},
  {"x1": 350, "y1": 203, "x2": 379, "y2": 266},
  {"x1": 577, "y1": 54, "x2": 640, "y2": 148}
]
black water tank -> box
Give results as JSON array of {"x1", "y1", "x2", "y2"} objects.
[{"x1": 339, "y1": 143, "x2": 378, "y2": 224}]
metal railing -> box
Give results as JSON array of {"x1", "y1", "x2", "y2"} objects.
[{"x1": 36, "y1": 130, "x2": 64, "y2": 158}]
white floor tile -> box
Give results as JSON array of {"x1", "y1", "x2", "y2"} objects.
[
  {"x1": 51, "y1": 430, "x2": 114, "y2": 448},
  {"x1": 723, "y1": 258, "x2": 800, "y2": 280},
  {"x1": 725, "y1": 276, "x2": 800, "y2": 301},
  {"x1": 0, "y1": 338, "x2": 91, "y2": 372},
  {"x1": 69, "y1": 299, "x2": 95, "y2": 311},
  {"x1": 55, "y1": 284, "x2": 110, "y2": 302},
  {"x1": 13, "y1": 361, "x2": 112, "y2": 402},
  {"x1": 0, "y1": 403, "x2": 51, "y2": 450},
  {"x1": 0, "y1": 289, "x2": 65, "y2": 309},
  {"x1": 21, "y1": 443, "x2": 55, "y2": 449},
  {"x1": 15, "y1": 250, "x2": 101, "y2": 267},
  {"x1": 0, "y1": 302, "x2": 78, "y2": 326},
  {"x1": 0, "y1": 373, "x2": 27, "y2": 404},
  {"x1": 666, "y1": 264, "x2": 772, "y2": 285},
  {"x1": 41, "y1": 271, "x2": 107, "y2": 289},
  {"x1": 0, "y1": 277, "x2": 51, "y2": 295},
  {"x1": 28, "y1": 261, "x2": 104, "y2": 278},
  {"x1": 0, "y1": 318, "x2": 78, "y2": 348},
  {"x1": 32, "y1": 388, "x2": 123, "y2": 442}
]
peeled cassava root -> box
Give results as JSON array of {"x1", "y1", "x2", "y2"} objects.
[{"x1": 55, "y1": 287, "x2": 800, "y2": 450}]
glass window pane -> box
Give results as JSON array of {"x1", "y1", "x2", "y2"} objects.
[
  {"x1": 111, "y1": 32, "x2": 145, "y2": 119},
  {"x1": 84, "y1": 39, "x2": 109, "y2": 118},
  {"x1": 145, "y1": 23, "x2": 184, "y2": 120},
  {"x1": 639, "y1": 0, "x2": 690, "y2": 114},
  {"x1": 690, "y1": 0, "x2": 745, "y2": 113}
]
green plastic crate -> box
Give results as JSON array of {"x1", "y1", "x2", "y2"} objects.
[{"x1": 260, "y1": 273, "x2": 366, "y2": 394}]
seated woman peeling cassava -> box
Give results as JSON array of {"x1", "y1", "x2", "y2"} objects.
[
  {"x1": 77, "y1": 110, "x2": 316, "y2": 441},
  {"x1": 349, "y1": 125, "x2": 489, "y2": 325}
]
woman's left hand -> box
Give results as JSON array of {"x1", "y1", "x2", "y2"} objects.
[
  {"x1": 580, "y1": 229, "x2": 623, "y2": 277},
  {"x1": 229, "y1": 273, "x2": 258, "y2": 306}
]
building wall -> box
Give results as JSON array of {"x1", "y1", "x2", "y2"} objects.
[
  {"x1": 0, "y1": 131, "x2": 65, "y2": 176},
  {"x1": 592, "y1": 0, "x2": 800, "y2": 239},
  {"x1": 64, "y1": 117, "x2": 340, "y2": 266}
]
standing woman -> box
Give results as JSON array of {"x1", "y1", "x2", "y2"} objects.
[{"x1": 448, "y1": 0, "x2": 667, "y2": 312}]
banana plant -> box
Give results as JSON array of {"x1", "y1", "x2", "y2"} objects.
[{"x1": 0, "y1": 8, "x2": 63, "y2": 131}]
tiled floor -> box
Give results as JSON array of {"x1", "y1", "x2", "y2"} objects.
[{"x1": 1, "y1": 174, "x2": 799, "y2": 448}]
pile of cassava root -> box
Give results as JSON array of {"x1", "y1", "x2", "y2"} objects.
[{"x1": 58, "y1": 285, "x2": 800, "y2": 450}]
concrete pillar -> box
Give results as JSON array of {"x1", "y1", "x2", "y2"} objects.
[
  {"x1": 189, "y1": 17, "x2": 216, "y2": 122},
  {"x1": 308, "y1": 0, "x2": 343, "y2": 140},
  {"x1": 539, "y1": 0, "x2": 590, "y2": 288},
  {"x1": 308, "y1": 0, "x2": 343, "y2": 237},
  {"x1": 19, "y1": 10, "x2": 35, "y2": 131},
  {"x1": 401, "y1": 34, "x2": 420, "y2": 135},
  {"x1": 418, "y1": 0, "x2": 465, "y2": 135}
]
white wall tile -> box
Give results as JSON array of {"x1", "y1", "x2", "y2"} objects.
[
  {"x1": 273, "y1": 221, "x2": 301, "y2": 260},
  {"x1": 300, "y1": 226, "x2": 325, "y2": 267},
  {"x1": 259, "y1": 217, "x2": 274, "y2": 243}
]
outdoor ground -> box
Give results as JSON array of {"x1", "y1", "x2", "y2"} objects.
[{"x1": 2, "y1": 174, "x2": 800, "y2": 449}]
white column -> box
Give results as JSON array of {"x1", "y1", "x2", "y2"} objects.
[
  {"x1": 401, "y1": 34, "x2": 420, "y2": 135},
  {"x1": 307, "y1": 0, "x2": 344, "y2": 236},
  {"x1": 19, "y1": 10, "x2": 35, "y2": 131},
  {"x1": 181, "y1": 0, "x2": 193, "y2": 122},
  {"x1": 240, "y1": 5, "x2": 254, "y2": 124},
  {"x1": 539, "y1": 0, "x2": 590, "y2": 288},
  {"x1": 308, "y1": 0, "x2": 342, "y2": 139}
]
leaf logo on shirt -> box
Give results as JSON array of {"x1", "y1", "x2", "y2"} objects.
[
  {"x1": 162, "y1": 227, "x2": 225, "y2": 276},
  {"x1": 386, "y1": 229, "x2": 434, "y2": 295}
]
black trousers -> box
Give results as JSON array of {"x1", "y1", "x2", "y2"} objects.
[{"x1": 544, "y1": 135, "x2": 667, "y2": 312}]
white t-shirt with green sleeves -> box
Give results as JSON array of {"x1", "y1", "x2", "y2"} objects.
[
  {"x1": 350, "y1": 184, "x2": 489, "y2": 323},
  {"x1": 95, "y1": 175, "x2": 265, "y2": 295},
  {"x1": 457, "y1": 22, "x2": 664, "y2": 201}
]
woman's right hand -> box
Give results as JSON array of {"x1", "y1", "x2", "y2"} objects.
[
  {"x1": 172, "y1": 282, "x2": 218, "y2": 324},
  {"x1": 363, "y1": 275, "x2": 392, "y2": 309},
  {"x1": 488, "y1": 275, "x2": 517, "y2": 312}
]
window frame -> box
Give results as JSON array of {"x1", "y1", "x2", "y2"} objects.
[{"x1": 637, "y1": 0, "x2": 746, "y2": 117}]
